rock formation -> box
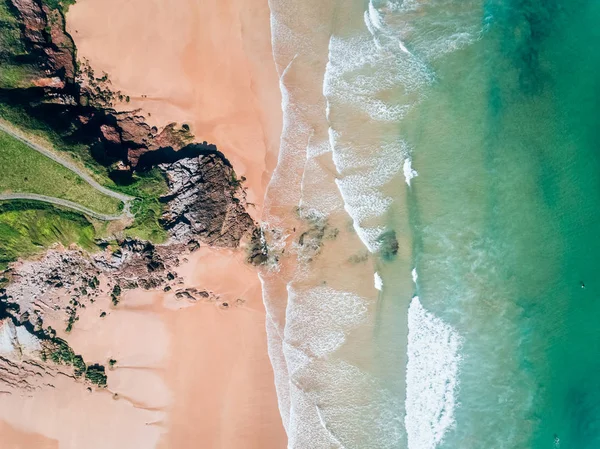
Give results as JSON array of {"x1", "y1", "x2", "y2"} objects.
[
  {"x1": 160, "y1": 156, "x2": 255, "y2": 247},
  {"x1": 9, "y1": 0, "x2": 76, "y2": 81}
]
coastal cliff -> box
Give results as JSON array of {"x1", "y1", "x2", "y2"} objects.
[{"x1": 0, "y1": 0, "x2": 259, "y2": 398}]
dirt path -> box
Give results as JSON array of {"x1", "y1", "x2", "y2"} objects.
[
  {"x1": 0, "y1": 120, "x2": 133, "y2": 219},
  {"x1": 0, "y1": 193, "x2": 129, "y2": 220}
]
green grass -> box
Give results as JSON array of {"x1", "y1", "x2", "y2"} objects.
[
  {"x1": 0, "y1": 64, "x2": 40, "y2": 89},
  {"x1": 0, "y1": 201, "x2": 97, "y2": 270},
  {"x1": 0, "y1": 102, "x2": 116, "y2": 185},
  {"x1": 114, "y1": 168, "x2": 169, "y2": 242},
  {"x1": 40, "y1": 0, "x2": 76, "y2": 13},
  {"x1": 85, "y1": 364, "x2": 107, "y2": 387},
  {"x1": 0, "y1": 0, "x2": 42, "y2": 89},
  {"x1": 0, "y1": 129, "x2": 123, "y2": 215},
  {"x1": 0, "y1": 104, "x2": 168, "y2": 234},
  {"x1": 0, "y1": 104, "x2": 170, "y2": 243}
]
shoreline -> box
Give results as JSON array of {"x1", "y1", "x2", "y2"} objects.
[{"x1": 0, "y1": 0, "x2": 286, "y2": 447}]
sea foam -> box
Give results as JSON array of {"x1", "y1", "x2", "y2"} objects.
[
  {"x1": 321, "y1": 6, "x2": 433, "y2": 254},
  {"x1": 403, "y1": 158, "x2": 418, "y2": 186},
  {"x1": 284, "y1": 285, "x2": 368, "y2": 358},
  {"x1": 405, "y1": 296, "x2": 462, "y2": 449},
  {"x1": 411, "y1": 268, "x2": 418, "y2": 284}
]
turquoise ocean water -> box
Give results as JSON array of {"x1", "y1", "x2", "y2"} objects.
[{"x1": 261, "y1": 0, "x2": 600, "y2": 447}]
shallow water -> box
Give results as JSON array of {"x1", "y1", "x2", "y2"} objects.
[{"x1": 261, "y1": 0, "x2": 600, "y2": 447}]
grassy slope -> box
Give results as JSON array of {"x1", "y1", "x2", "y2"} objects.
[
  {"x1": 0, "y1": 0, "x2": 169, "y2": 269},
  {"x1": 0, "y1": 201, "x2": 96, "y2": 271},
  {"x1": 0, "y1": 130, "x2": 123, "y2": 215},
  {"x1": 116, "y1": 168, "x2": 168, "y2": 242}
]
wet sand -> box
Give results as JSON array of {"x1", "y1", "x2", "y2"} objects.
[{"x1": 67, "y1": 0, "x2": 282, "y2": 219}]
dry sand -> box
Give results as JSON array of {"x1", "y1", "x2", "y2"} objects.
[
  {"x1": 0, "y1": 0, "x2": 286, "y2": 447},
  {"x1": 0, "y1": 421, "x2": 58, "y2": 449},
  {"x1": 0, "y1": 249, "x2": 286, "y2": 449},
  {"x1": 67, "y1": 0, "x2": 283, "y2": 219}
]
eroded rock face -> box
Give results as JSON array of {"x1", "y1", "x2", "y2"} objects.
[
  {"x1": 160, "y1": 156, "x2": 255, "y2": 247},
  {"x1": 9, "y1": 0, "x2": 45, "y2": 46},
  {"x1": 9, "y1": 0, "x2": 76, "y2": 80}
]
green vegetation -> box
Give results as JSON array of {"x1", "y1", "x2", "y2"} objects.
[
  {"x1": 0, "y1": 201, "x2": 96, "y2": 270},
  {"x1": 0, "y1": 102, "x2": 112, "y2": 186},
  {"x1": 114, "y1": 168, "x2": 168, "y2": 242},
  {"x1": 43, "y1": 338, "x2": 107, "y2": 387},
  {"x1": 0, "y1": 0, "x2": 170, "y2": 260},
  {"x1": 65, "y1": 305, "x2": 78, "y2": 332},
  {"x1": 40, "y1": 0, "x2": 76, "y2": 13},
  {"x1": 72, "y1": 354, "x2": 86, "y2": 377},
  {"x1": 0, "y1": 64, "x2": 40, "y2": 89},
  {"x1": 110, "y1": 283, "x2": 121, "y2": 306},
  {"x1": 0, "y1": 100, "x2": 169, "y2": 243},
  {"x1": 85, "y1": 364, "x2": 107, "y2": 387},
  {"x1": 0, "y1": 130, "x2": 123, "y2": 215},
  {"x1": 44, "y1": 338, "x2": 75, "y2": 365}
]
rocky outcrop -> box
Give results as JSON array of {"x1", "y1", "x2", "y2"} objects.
[
  {"x1": 2, "y1": 0, "x2": 200, "y2": 172},
  {"x1": 160, "y1": 156, "x2": 255, "y2": 247},
  {"x1": 0, "y1": 238, "x2": 183, "y2": 331},
  {"x1": 94, "y1": 113, "x2": 195, "y2": 169},
  {"x1": 246, "y1": 227, "x2": 268, "y2": 266},
  {"x1": 92, "y1": 238, "x2": 180, "y2": 290}
]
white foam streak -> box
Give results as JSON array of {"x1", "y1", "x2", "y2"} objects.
[
  {"x1": 403, "y1": 158, "x2": 418, "y2": 186},
  {"x1": 374, "y1": 272, "x2": 383, "y2": 291},
  {"x1": 405, "y1": 296, "x2": 462, "y2": 449},
  {"x1": 411, "y1": 268, "x2": 418, "y2": 284},
  {"x1": 399, "y1": 40, "x2": 412, "y2": 55}
]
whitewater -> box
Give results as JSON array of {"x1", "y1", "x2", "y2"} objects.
[{"x1": 259, "y1": 0, "x2": 600, "y2": 447}]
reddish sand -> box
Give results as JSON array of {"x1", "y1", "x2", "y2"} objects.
[
  {"x1": 65, "y1": 0, "x2": 284, "y2": 447},
  {"x1": 158, "y1": 249, "x2": 285, "y2": 449},
  {"x1": 0, "y1": 0, "x2": 286, "y2": 447},
  {"x1": 0, "y1": 249, "x2": 286, "y2": 449},
  {"x1": 67, "y1": 0, "x2": 283, "y2": 220},
  {"x1": 0, "y1": 421, "x2": 58, "y2": 449}
]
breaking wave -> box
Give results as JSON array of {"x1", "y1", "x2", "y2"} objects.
[{"x1": 405, "y1": 296, "x2": 463, "y2": 449}]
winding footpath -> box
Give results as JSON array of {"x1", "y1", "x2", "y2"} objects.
[
  {"x1": 0, "y1": 121, "x2": 134, "y2": 221},
  {"x1": 0, "y1": 193, "x2": 127, "y2": 221}
]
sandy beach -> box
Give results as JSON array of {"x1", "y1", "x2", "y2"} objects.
[
  {"x1": 0, "y1": 421, "x2": 58, "y2": 449},
  {"x1": 0, "y1": 0, "x2": 285, "y2": 447},
  {"x1": 67, "y1": 0, "x2": 282, "y2": 220},
  {"x1": 0, "y1": 248, "x2": 286, "y2": 449},
  {"x1": 66, "y1": 0, "x2": 285, "y2": 446}
]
